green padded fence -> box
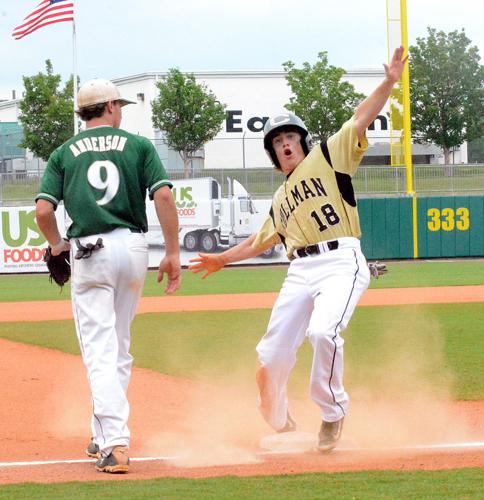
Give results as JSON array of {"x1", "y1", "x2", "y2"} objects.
[
  {"x1": 358, "y1": 195, "x2": 484, "y2": 259},
  {"x1": 359, "y1": 197, "x2": 413, "y2": 259},
  {"x1": 417, "y1": 196, "x2": 484, "y2": 258}
]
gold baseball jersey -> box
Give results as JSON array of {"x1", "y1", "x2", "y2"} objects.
[{"x1": 253, "y1": 116, "x2": 368, "y2": 259}]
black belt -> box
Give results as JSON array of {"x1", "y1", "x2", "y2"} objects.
[{"x1": 294, "y1": 240, "x2": 339, "y2": 258}]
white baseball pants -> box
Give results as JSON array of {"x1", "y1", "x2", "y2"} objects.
[
  {"x1": 70, "y1": 228, "x2": 148, "y2": 456},
  {"x1": 256, "y1": 237, "x2": 370, "y2": 431}
]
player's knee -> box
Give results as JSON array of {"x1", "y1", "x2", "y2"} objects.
[
  {"x1": 257, "y1": 346, "x2": 295, "y2": 368},
  {"x1": 307, "y1": 326, "x2": 344, "y2": 345}
]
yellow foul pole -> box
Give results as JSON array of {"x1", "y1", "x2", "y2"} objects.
[
  {"x1": 400, "y1": 0, "x2": 414, "y2": 195},
  {"x1": 387, "y1": 0, "x2": 417, "y2": 257},
  {"x1": 400, "y1": 0, "x2": 418, "y2": 258}
]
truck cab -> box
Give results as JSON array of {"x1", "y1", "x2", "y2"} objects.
[
  {"x1": 146, "y1": 176, "x2": 265, "y2": 254},
  {"x1": 219, "y1": 179, "x2": 258, "y2": 248}
]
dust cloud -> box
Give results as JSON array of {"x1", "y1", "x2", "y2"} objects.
[
  {"x1": 141, "y1": 309, "x2": 477, "y2": 462},
  {"x1": 343, "y1": 309, "x2": 474, "y2": 449},
  {"x1": 40, "y1": 356, "x2": 92, "y2": 439},
  {"x1": 41, "y1": 308, "x2": 477, "y2": 466},
  {"x1": 141, "y1": 368, "x2": 267, "y2": 467}
]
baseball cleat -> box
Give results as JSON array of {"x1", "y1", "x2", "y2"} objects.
[
  {"x1": 277, "y1": 412, "x2": 297, "y2": 433},
  {"x1": 95, "y1": 445, "x2": 129, "y2": 473},
  {"x1": 316, "y1": 417, "x2": 344, "y2": 452},
  {"x1": 86, "y1": 439, "x2": 100, "y2": 459}
]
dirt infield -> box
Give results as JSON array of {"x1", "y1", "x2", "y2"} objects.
[
  {"x1": 0, "y1": 286, "x2": 483, "y2": 484},
  {"x1": 1, "y1": 285, "x2": 484, "y2": 322}
]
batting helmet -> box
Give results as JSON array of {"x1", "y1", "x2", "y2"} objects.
[{"x1": 263, "y1": 112, "x2": 312, "y2": 168}]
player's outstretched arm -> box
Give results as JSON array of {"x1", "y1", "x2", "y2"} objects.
[
  {"x1": 189, "y1": 234, "x2": 272, "y2": 279},
  {"x1": 189, "y1": 253, "x2": 226, "y2": 280},
  {"x1": 154, "y1": 186, "x2": 181, "y2": 294},
  {"x1": 354, "y1": 46, "x2": 408, "y2": 139}
]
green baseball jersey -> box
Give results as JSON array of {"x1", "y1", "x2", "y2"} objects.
[
  {"x1": 36, "y1": 126, "x2": 172, "y2": 238},
  {"x1": 253, "y1": 116, "x2": 368, "y2": 259}
]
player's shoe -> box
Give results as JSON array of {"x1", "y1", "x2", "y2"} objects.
[
  {"x1": 316, "y1": 418, "x2": 344, "y2": 452},
  {"x1": 277, "y1": 412, "x2": 297, "y2": 433},
  {"x1": 95, "y1": 446, "x2": 130, "y2": 473},
  {"x1": 85, "y1": 438, "x2": 100, "y2": 459}
]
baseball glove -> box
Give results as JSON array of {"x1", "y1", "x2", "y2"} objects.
[
  {"x1": 368, "y1": 261, "x2": 387, "y2": 279},
  {"x1": 44, "y1": 246, "x2": 71, "y2": 288}
]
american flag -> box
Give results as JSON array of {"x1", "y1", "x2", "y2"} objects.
[{"x1": 12, "y1": 0, "x2": 74, "y2": 40}]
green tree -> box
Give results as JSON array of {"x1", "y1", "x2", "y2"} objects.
[
  {"x1": 410, "y1": 28, "x2": 484, "y2": 164},
  {"x1": 151, "y1": 68, "x2": 226, "y2": 177},
  {"x1": 19, "y1": 60, "x2": 75, "y2": 161},
  {"x1": 283, "y1": 52, "x2": 366, "y2": 142}
]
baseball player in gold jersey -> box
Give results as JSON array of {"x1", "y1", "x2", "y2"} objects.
[{"x1": 190, "y1": 47, "x2": 407, "y2": 451}]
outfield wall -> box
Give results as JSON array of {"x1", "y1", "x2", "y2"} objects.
[
  {"x1": 1, "y1": 196, "x2": 483, "y2": 273},
  {"x1": 359, "y1": 195, "x2": 484, "y2": 259}
]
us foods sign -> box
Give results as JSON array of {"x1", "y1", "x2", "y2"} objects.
[{"x1": 0, "y1": 206, "x2": 66, "y2": 273}]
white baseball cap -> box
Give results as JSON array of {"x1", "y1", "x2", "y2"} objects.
[{"x1": 76, "y1": 78, "x2": 135, "y2": 110}]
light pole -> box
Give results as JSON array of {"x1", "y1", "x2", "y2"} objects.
[{"x1": 242, "y1": 131, "x2": 246, "y2": 169}]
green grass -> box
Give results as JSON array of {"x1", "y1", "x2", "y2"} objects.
[
  {"x1": 0, "y1": 260, "x2": 483, "y2": 302},
  {"x1": 0, "y1": 261, "x2": 482, "y2": 494},
  {"x1": 0, "y1": 303, "x2": 482, "y2": 400},
  {"x1": 342, "y1": 260, "x2": 484, "y2": 289},
  {"x1": 0, "y1": 266, "x2": 288, "y2": 302},
  {"x1": 0, "y1": 468, "x2": 482, "y2": 499},
  {"x1": 0, "y1": 178, "x2": 39, "y2": 202}
]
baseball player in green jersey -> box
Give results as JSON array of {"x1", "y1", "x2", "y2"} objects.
[
  {"x1": 35, "y1": 78, "x2": 181, "y2": 473},
  {"x1": 190, "y1": 47, "x2": 407, "y2": 452}
]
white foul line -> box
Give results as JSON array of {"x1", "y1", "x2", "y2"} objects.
[
  {"x1": 339, "y1": 441, "x2": 484, "y2": 452},
  {"x1": 1, "y1": 441, "x2": 484, "y2": 467},
  {"x1": 0, "y1": 456, "x2": 176, "y2": 468},
  {"x1": 395, "y1": 441, "x2": 484, "y2": 450},
  {"x1": 260, "y1": 440, "x2": 484, "y2": 455}
]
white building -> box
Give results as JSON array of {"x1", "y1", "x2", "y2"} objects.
[
  {"x1": 113, "y1": 69, "x2": 444, "y2": 170},
  {"x1": 0, "y1": 69, "x2": 461, "y2": 172}
]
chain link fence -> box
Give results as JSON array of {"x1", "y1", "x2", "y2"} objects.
[{"x1": 1, "y1": 164, "x2": 483, "y2": 206}]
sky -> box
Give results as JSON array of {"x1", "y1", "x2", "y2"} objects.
[{"x1": 0, "y1": 0, "x2": 483, "y2": 101}]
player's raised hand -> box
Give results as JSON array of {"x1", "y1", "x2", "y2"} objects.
[
  {"x1": 384, "y1": 45, "x2": 408, "y2": 84},
  {"x1": 157, "y1": 254, "x2": 181, "y2": 294},
  {"x1": 189, "y1": 253, "x2": 225, "y2": 279}
]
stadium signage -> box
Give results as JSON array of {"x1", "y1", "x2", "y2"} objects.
[
  {"x1": 226, "y1": 110, "x2": 268, "y2": 133},
  {"x1": 225, "y1": 110, "x2": 388, "y2": 134},
  {"x1": 0, "y1": 206, "x2": 66, "y2": 273}
]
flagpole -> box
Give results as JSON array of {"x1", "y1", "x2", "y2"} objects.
[{"x1": 72, "y1": 2, "x2": 78, "y2": 135}]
